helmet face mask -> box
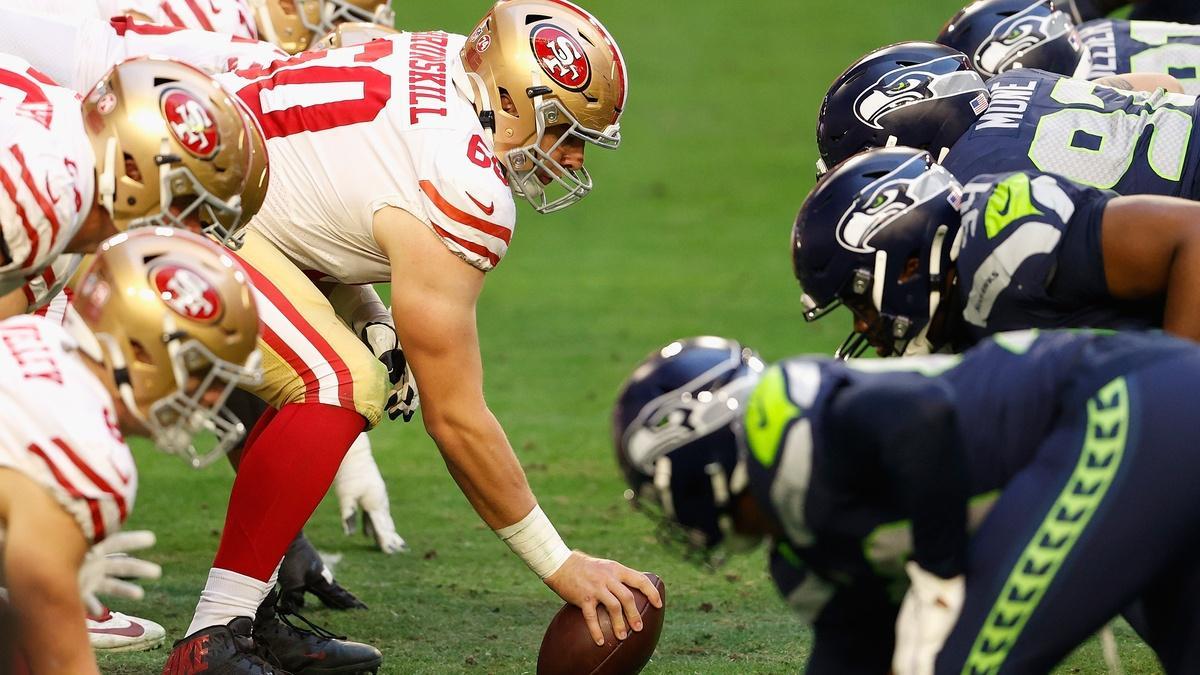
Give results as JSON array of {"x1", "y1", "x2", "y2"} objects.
[
  {"x1": 794, "y1": 148, "x2": 964, "y2": 358},
  {"x1": 505, "y1": 98, "x2": 612, "y2": 213},
  {"x1": 143, "y1": 336, "x2": 262, "y2": 468},
  {"x1": 74, "y1": 228, "x2": 262, "y2": 468},
  {"x1": 614, "y1": 337, "x2": 765, "y2": 567},
  {"x1": 303, "y1": 0, "x2": 395, "y2": 34}
]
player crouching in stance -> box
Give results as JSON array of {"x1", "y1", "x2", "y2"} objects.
[
  {"x1": 0, "y1": 227, "x2": 261, "y2": 673},
  {"x1": 792, "y1": 146, "x2": 1200, "y2": 357},
  {"x1": 615, "y1": 332, "x2": 1200, "y2": 673}
]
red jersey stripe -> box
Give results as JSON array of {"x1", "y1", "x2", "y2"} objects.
[
  {"x1": 431, "y1": 223, "x2": 500, "y2": 268},
  {"x1": 11, "y1": 145, "x2": 60, "y2": 243},
  {"x1": 52, "y1": 438, "x2": 128, "y2": 522},
  {"x1": 158, "y1": 1, "x2": 187, "y2": 28},
  {"x1": 419, "y1": 180, "x2": 512, "y2": 245},
  {"x1": 26, "y1": 442, "x2": 106, "y2": 541},
  {"x1": 0, "y1": 160, "x2": 40, "y2": 269},
  {"x1": 181, "y1": 0, "x2": 216, "y2": 31}
]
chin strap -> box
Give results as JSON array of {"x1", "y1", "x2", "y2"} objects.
[{"x1": 458, "y1": 70, "x2": 496, "y2": 136}]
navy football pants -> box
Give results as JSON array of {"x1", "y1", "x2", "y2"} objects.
[{"x1": 936, "y1": 356, "x2": 1200, "y2": 674}]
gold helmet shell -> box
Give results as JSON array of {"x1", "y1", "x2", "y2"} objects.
[
  {"x1": 310, "y1": 21, "x2": 399, "y2": 51},
  {"x1": 73, "y1": 228, "x2": 262, "y2": 467},
  {"x1": 462, "y1": 0, "x2": 628, "y2": 213},
  {"x1": 249, "y1": 0, "x2": 323, "y2": 54},
  {"x1": 81, "y1": 57, "x2": 267, "y2": 248},
  {"x1": 252, "y1": 0, "x2": 394, "y2": 54}
]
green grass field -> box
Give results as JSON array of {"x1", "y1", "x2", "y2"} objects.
[{"x1": 100, "y1": 1, "x2": 1164, "y2": 672}]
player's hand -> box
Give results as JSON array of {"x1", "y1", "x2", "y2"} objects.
[
  {"x1": 78, "y1": 530, "x2": 162, "y2": 616},
  {"x1": 359, "y1": 320, "x2": 420, "y2": 422},
  {"x1": 334, "y1": 435, "x2": 408, "y2": 554},
  {"x1": 543, "y1": 552, "x2": 663, "y2": 647},
  {"x1": 893, "y1": 561, "x2": 965, "y2": 675}
]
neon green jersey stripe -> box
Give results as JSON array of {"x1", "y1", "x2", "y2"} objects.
[{"x1": 963, "y1": 377, "x2": 1130, "y2": 675}]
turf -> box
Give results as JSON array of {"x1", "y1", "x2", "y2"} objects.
[{"x1": 99, "y1": 1, "x2": 1164, "y2": 673}]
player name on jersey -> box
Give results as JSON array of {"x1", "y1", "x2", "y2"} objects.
[{"x1": 409, "y1": 31, "x2": 450, "y2": 125}]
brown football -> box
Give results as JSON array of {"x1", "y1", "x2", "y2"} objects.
[{"x1": 536, "y1": 573, "x2": 666, "y2": 675}]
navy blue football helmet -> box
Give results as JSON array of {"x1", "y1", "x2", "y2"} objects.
[
  {"x1": 793, "y1": 147, "x2": 963, "y2": 357},
  {"x1": 938, "y1": 0, "x2": 1086, "y2": 79},
  {"x1": 816, "y1": 42, "x2": 988, "y2": 174},
  {"x1": 613, "y1": 337, "x2": 764, "y2": 565}
]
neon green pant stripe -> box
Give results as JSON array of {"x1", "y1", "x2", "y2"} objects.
[{"x1": 962, "y1": 377, "x2": 1130, "y2": 675}]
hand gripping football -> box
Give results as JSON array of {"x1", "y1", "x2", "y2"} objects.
[{"x1": 537, "y1": 573, "x2": 666, "y2": 675}]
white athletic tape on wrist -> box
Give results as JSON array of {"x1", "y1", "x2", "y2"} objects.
[{"x1": 495, "y1": 505, "x2": 571, "y2": 579}]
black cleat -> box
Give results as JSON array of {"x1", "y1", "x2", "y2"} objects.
[
  {"x1": 254, "y1": 592, "x2": 382, "y2": 674},
  {"x1": 162, "y1": 617, "x2": 286, "y2": 675},
  {"x1": 279, "y1": 533, "x2": 367, "y2": 612}
]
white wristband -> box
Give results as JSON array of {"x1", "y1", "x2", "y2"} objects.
[{"x1": 495, "y1": 505, "x2": 571, "y2": 579}]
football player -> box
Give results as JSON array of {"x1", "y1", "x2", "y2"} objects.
[
  {"x1": 1, "y1": 227, "x2": 261, "y2": 673},
  {"x1": 615, "y1": 332, "x2": 1200, "y2": 673},
  {"x1": 814, "y1": 41, "x2": 1199, "y2": 201},
  {"x1": 938, "y1": 0, "x2": 1200, "y2": 96},
  {"x1": 792, "y1": 146, "x2": 1200, "y2": 357},
  {"x1": 0, "y1": 54, "x2": 265, "y2": 302},
  {"x1": 0, "y1": 2, "x2": 664, "y2": 672}
]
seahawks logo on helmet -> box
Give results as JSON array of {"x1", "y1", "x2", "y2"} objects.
[
  {"x1": 853, "y1": 55, "x2": 986, "y2": 130},
  {"x1": 836, "y1": 154, "x2": 960, "y2": 253},
  {"x1": 974, "y1": 1, "x2": 1077, "y2": 77}
]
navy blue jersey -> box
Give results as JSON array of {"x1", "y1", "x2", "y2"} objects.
[
  {"x1": 1081, "y1": 19, "x2": 1200, "y2": 96},
  {"x1": 942, "y1": 69, "x2": 1200, "y2": 199},
  {"x1": 951, "y1": 171, "x2": 1162, "y2": 347},
  {"x1": 741, "y1": 330, "x2": 1197, "y2": 665}
]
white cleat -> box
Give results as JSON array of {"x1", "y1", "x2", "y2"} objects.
[{"x1": 87, "y1": 607, "x2": 166, "y2": 652}]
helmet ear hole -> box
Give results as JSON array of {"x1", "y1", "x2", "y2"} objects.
[
  {"x1": 128, "y1": 339, "x2": 154, "y2": 365},
  {"x1": 497, "y1": 88, "x2": 519, "y2": 116},
  {"x1": 898, "y1": 256, "x2": 921, "y2": 284},
  {"x1": 124, "y1": 153, "x2": 144, "y2": 184}
]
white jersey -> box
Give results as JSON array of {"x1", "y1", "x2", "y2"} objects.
[
  {"x1": 0, "y1": 55, "x2": 94, "y2": 297},
  {"x1": 0, "y1": 315, "x2": 136, "y2": 544},
  {"x1": 0, "y1": 6, "x2": 283, "y2": 93},
  {"x1": 217, "y1": 32, "x2": 517, "y2": 280}
]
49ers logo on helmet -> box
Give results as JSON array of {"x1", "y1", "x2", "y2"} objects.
[
  {"x1": 150, "y1": 264, "x2": 222, "y2": 323},
  {"x1": 161, "y1": 88, "x2": 219, "y2": 159},
  {"x1": 530, "y1": 24, "x2": 591, "y2": 92}
]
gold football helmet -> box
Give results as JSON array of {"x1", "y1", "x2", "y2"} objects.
[
  {"x1": 81, "y1": 57, "x2": 268, "y2": 247},
  {"x1": 310, "y1": 21, "x2": 398, "y2": 51},
  {"x1": 72, "y1": 228, "x2": 262, "y2": 468},
  {"x1": 251, "y1": 0, "x2": 394, "y2": 54},
  {"x1": 462, "y1": 0, "x2": 628, "y2": 213}
]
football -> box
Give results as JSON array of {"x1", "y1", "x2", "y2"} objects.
[{"x1": 536, "y1": 573, "x2": 667, "y2": 675}]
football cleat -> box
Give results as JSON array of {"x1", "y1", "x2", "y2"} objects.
[
  {"x1": 161, "y1": 617, "x2": 283, "y2": 674},
  {"x1": 254, "y1": 591, "x2": 382, "y2": 674},
  {"x1": 88, "y1": 606, "x2": 166, "y2": 652},
  {"x1": 278, "y1": 533, "x2": 367, "y2": 612}
]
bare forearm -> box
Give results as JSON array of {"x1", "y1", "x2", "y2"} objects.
[
  {"x1": 428, "y1": 411, "x2": 537, "y2": 529},
  {"x1": 1163, "y1": 237, "x2": 1200, "y2": 341},
  {"x1": 9, "y1": 580, "x2": 96, "y2": 675}
]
